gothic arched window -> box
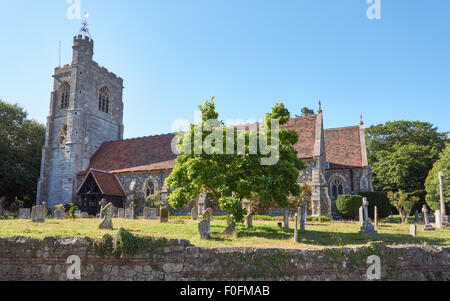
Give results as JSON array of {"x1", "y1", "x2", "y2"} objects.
[
  {"x1": 60, "y1": 83, "x2": 70, "y2": 109},
  {"x1": 331, "y1": 178, "x2": 344, "y2": 199},
  {"x1": 145, "y1": 180, "x2": 155, "y2": 197},
  {"x1": 98, "y1": 87, "x2": 111, "y2": 114}
]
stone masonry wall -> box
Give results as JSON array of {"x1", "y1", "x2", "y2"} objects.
[{"x1": 0, "y1": 236, "x2": 448, "y2": 281}]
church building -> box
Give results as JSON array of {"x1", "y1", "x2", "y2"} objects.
[{"x1": 36, "y1": 33, "x2": 373, "y2": 218}]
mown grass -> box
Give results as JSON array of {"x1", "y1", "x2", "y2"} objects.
[{"x1": 0, "y1": 217, "x2": 448, "y2": 249}]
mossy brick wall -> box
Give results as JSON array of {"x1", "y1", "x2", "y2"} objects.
[{"x1": 0, "y1": 236, "x2": 448, "y2": 281}]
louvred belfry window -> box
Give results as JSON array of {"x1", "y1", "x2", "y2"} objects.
[
  {"x1": 98, "y1": 87, "x2": 111, "y2": 114},
  {"x1": 60, "y1": 83, "x2": 70, "y2": 109}
]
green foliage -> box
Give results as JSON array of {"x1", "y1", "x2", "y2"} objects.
[
  {"x1": 335, "y1": 195, "x2": 362, "y2": 219},
  {"x1": 425, "y1": 144, "x2": 450, "y2": 211},
  {"x1": 0, "y1": 100, "x2": 45, "y2": 208},
  {"x1": 366, "y1": 120, "x2": 448, "y2": 192},
  {"x1": 55, "y1": 204, "x2": 64, "y2": 211},
  {"x1": 358, "y1": 192, "x2": 392, "y2": 219},
  {"x1": 167, "y1": 98, "x2": 306, "y2": 223},
  {"x1": 386, "y1": 190, "x2": 419, "y2": 223},
  {"x1": 67, "y1": 203, "x2": 79, "y2": 220},
  {"x1": 300, "y1": 107, "x2": 315, "y2": 117}
]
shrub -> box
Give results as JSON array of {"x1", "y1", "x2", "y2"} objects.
[
  {"x1": 358, "y1": 192, "x2": 392, "y2": 219},
  {"x1": 335, "y1": 195, "x2": 362, "y2": 219}
]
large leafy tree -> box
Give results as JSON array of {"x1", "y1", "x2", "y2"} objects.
[
  {"x1": 167, "y1": 99, "x2": 306, "y2": 223},
  {"x1": 425, "y1": 144, "x2": 450, "y2": 211},
  {"x1": 0, "y1": 100, "x2": 45, "y2": 208},
  {"x1": 366, "y1": 121, "x2": 448, "y2": 192}
]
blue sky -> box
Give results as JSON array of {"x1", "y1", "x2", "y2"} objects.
[{"x1": 0, "y1": 0, "x2": 449, "y2": 138}]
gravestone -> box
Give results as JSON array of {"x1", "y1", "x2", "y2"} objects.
[
  {"x1": 245, "y1": 214, "x2": 253, "y2": 229},
  {"x1": 126, "y1": 201, "x2": 136, "y2": 219},
  {"x1": 98, "y1": 203, "x2": 116, "y2": 230},
  {"x1": 31, "y1": 205, "x2": 46, "y2": 223},
  {"x1": 80, "y1": 212, "x2": 88, "y2": 219},
  {"x1": 117, "y1": 208, "x2": 125, "y2": 218},
  {"x1": 359, "y1": 197, "x2": 377, "y2": 235},
  {"x1": 99, "y1": 199, "x2": 108, "y2": 219},
  {"x1": 203, "y1": 208, "x2": 213, "y2": 221},
  {"x1": 359, "y1": 207, "x2": 364, "y2": 226},
  {"x1": 422, "y1": 205, "x2": 435, "y2": 231},
  {"x1": 54, "y1": 209, "x2": 65, "y2": 219},
  {"x1": 197, "y1": 192, "x2": 207, "y2": 216},
  {"x1": 148, "y1": 208, "x2": 157, "y2": 220},
  {"x1": 191, "y1": 207, "x2": 198, "y2": 221},
  {"x1": 294, "y1": 213, "x2": 298, "y2": 242},
  {"x1": 374, "y1": 206, "x2": 378, "y2": 229},
  {"x1": 410, "y1": 224, "x2": 417, "y2": 237},
  {"x1": 297, "y1": 207, "x2": 301, "y2": 228},
  {"x1": 223, "y1": 222, "x2": 236, "y2": 237},
  {"x1": 435, "y1": 210, "x2": 442, "y2": 228},
  {"x1": 160, "y1": 207, "x2": 169, "y2": 223},
  {"x1": 143, "y1": 207, "x2": 154, "y2": 219},
  {"x1": 198, "y1": 219, "x2": 210, "y2": 239},
  {"x1": 300, "y1": 203, "x2": 306, "y2": 232},
  {"x1": 284, "y1": 209, "x2": 289, "y2": 229},
  {"x1": 227, "y1": 214, "x2": 234, "y2": 226},
  {"x1": 414, "y1": 210, "x2": 419, "y2": 224},
  {"x1": 438, "y1": 171, "x2": 449, "y2": 227},
  {"x1": 124, "y1": 209, "x2": 132, "y2": 219},
  {"x1": 18, "y1": 208, "x2": 30, "y2": 219}
]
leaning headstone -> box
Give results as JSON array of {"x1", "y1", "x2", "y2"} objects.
[
  {"x1": 410, "y1": 224, "x2": 417, "y2": 237},
  {"x1": 117, "y1": 208, "x2": 125, "y2": 218},
  {"x1": 160, "y1": 207, "x2": 169, "y2": 223},
  {"x1": 245, "y1": 214, "x2": 253, "y2": 229},
  {"x1": 227, "y1": 214, "x2": 234, "y2": 226},
  {"x1": 223, "y1": 222, "x2": 236, "y2": 237},
  {"x1": 359, "y1": 197, "x2": 377, "y2": 235},
  {"x1": 149, "y1": 208, "x2": 158, "y2": 220},
  {"x1": 54, "y1": 209, "x2": 65, "y2": 219},
  {"x1": 98, "y1": 203, "x2": 116, "y2": 230},
  {"x1": 31, "y1": 205, "x2": 46, "y2": 223},
  {"x1": 203, "y1": 208, "x2": 213, "y2": 221},
  {"x1": 18, "y1": 208, "x2": 31, "y2": 219},
  {"x1": 374, "y1": 206, "x2": 378, "y2": 229},
  {"x1": 191, "y1": 207, "x2": 198, "y2": 220},
  {"x1": 284, "y1": 209, "x2": 289, "y2": 229},
  {"x1": 80, "y1": 212, "x2": 89, "y2": 219},
  {"x1": 294, "y1": 213, "x2": 298, "y2": 242},
  {"x1": 359, "y1": 206, "x2": 364, "y2": 226},
  {"x1": 198, "y1": 219, "x2": 210, "y2": 239},
  {"x1": 422, "y1": 205, "x2": 435, "y2": 231}
]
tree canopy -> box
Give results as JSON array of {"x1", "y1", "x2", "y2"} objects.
[
  {"x1": 167, "y1": 99, "x2": 306, "y2": 223},
  {"x1": 425, "y1": 144, "x2": 450, "y2": 211},
  {"x1": 366, "y1": 120, "x2": 448, "y2": 192},
  {"x1": 0, "y1": 100, "x2": 45, "y2": 208}
]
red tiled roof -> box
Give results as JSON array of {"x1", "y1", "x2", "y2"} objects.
[
  {"x1": 324, "y1": 126, "x2": 363, "y2": 168},
  {"x1": 88, "y1": 134, "x2": 177, "y2": 172},
  {"x1": 77, "y1": 169, "x2": 125, "y2": 197},
  {"x1": 283, "y1": 115, "x2": 318, "y2": 158},
  {"x1": 110, "y1": 159, "x2": 177, "y2": 173}
]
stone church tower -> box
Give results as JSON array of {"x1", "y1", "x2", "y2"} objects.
[{"x1": 36, "y1": 34, "x2": 124, "y2": 208}]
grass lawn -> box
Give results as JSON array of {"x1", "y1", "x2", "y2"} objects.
[{"x1": 0, "y1": 217, "x2": 449, "y2": 249}]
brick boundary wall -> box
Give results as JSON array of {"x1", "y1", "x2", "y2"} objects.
[{"x1": 0, "y1": 236, "x2": 448, "y2": 281}]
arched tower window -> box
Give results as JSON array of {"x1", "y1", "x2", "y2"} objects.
[
  {"x1": 98, "y1": 87, "x2": 111, "y2": 114},
  {"x1": 59, "y1": 83, "x2": 70, "y2": 109},
  {"x1": 145, "y1": 180, "x2": 156, "y2": 197},
  {"x1": 331, "y1": 178, "x2": 344, "y2": 199}
]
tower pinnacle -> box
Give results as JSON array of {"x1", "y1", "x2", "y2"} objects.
[{"x1": 79, "y1": 13, "x2": 91, "y2": 38}]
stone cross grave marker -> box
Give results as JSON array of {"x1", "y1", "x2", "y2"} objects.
[
  {"x1": 19, "y1": 208, "x2": 30, "y2": 219},
  {"x1": 198, "y1": 219, "x2": 210, "y2": 239},
  {"x1": 98, "y1": 203, "x2": 116, "y2": 230},
  {"x1": 191, "y1": 207, "x2": 198, "y2": 220},
  {"x1": 359, "y1": 197, "x2": 377, "y2": 235},
  {"x1": 359, "y1": 206, "x2": 364, "y2": 226},
  {"x1": 422, "y1": 205, "x2": 435, "y2": 231},
  {"x1": 160, "y1": 207, "x2": 169, "y2": 223}
]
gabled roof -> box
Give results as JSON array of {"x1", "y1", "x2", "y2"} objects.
[
  {"x1": 324, "y1": 126, "x2": 363, "y2": 168},
  {"x1": 282, "y1": 115, "x2": 318, "y2": 159},
  {"x1": 77, "y1": 169, "x2": 125, "y2": 197}
]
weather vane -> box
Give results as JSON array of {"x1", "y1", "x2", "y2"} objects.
[{"x1": 79, "y1": 13, "x2": 91, "y2": 38}]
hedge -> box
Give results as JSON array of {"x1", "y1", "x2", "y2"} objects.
[
  {"x1": 335, "y1": 195, "x2": 362, "y2": 219},
  {"x1": 358, "y1": 192, "x2": 392, "y2": 219}
]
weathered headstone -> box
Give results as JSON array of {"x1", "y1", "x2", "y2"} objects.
[
  {"x1": 203, "y1": 207, "x2": 213, "y2": 221},
  {"x1": 300, "y1": 203, "x2": 307, "y2": 232},
  {"x1": 359, "y1": 206, "x2": 364, "y2": 226},
  {"x1": 143, "y1": 207, "x2": 151, "y2": 219},
  {"x1": 18, "y1": 208, "x2": 31, "y2": 219},
  {"x1": 98, "y1": 203, "x2": 116, "y2": 230},
  {"x1": 124, "y1": 208, "x2": 132, "y2": 219},
  {"x1": 410, "y1": 224, "x2": 417, "y2": 237},
  {"x1": 359, "y1": 197, "x2": 377, "y2": 235},
  {"x1": 374, "y1": 206, "x2": 378, "y2": 229},
  {"x1": 197, "y1": 192, "x2": 207, "y2": 216},
  {"x1": 284, "y1": 209, "x2": 289, "y2": 229},
  {"x1": 117, "y1": 208, "x2": 125, "y2": 218},
  {"x1": 245, "y1": 214, "x2": 253, "y2": 229},
  {"x1": 126, "y1": 201, "x2": 136, "y2": 219},
  {"x1": 160, "y1": 207, "x2": 169, "y2": 223},
  {"x1": 99, "y1": 199, "x2": 107, "y2": 219},
  {"x1": 198, "y1": 219, "x2": 210, "y2": 239},
  {"x1": 227, "y1": 214, "x2": 234, "y2": 226},
  {"x1": 80, "y1": 212, "x2": 89, "y2": 219},
  {"x1": 191, "y1": 207, "x2": 198, "y2": 221},
  {"x1": 54, "y1": 209, "x2": 65, "y2": 219},
  {"x1": 294, "y1": 213, "x2": 298, "y2": 242},
  {"x1": 148, "y1": 208, "x2": 157, "y2": 220},
  {"x1": 223, "y1": 222, "x2": 236, "y2": 237},
  {"x1": 31, "y1": 205, "x2": 46, "y2": 223},
  {"x1": 438, "y1": 171, "x2": 449, "y2": 227},
  {"x1": 422, "y1": 205, "x2": 435, "y2": 231},
  {"x1": 435, "y1": 210, "x2": 442, "y2": 228}
]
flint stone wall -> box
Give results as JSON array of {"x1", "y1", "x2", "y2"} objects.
[{"x1": 0, "y1": 236, "x2": 448, "y2": 281}]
